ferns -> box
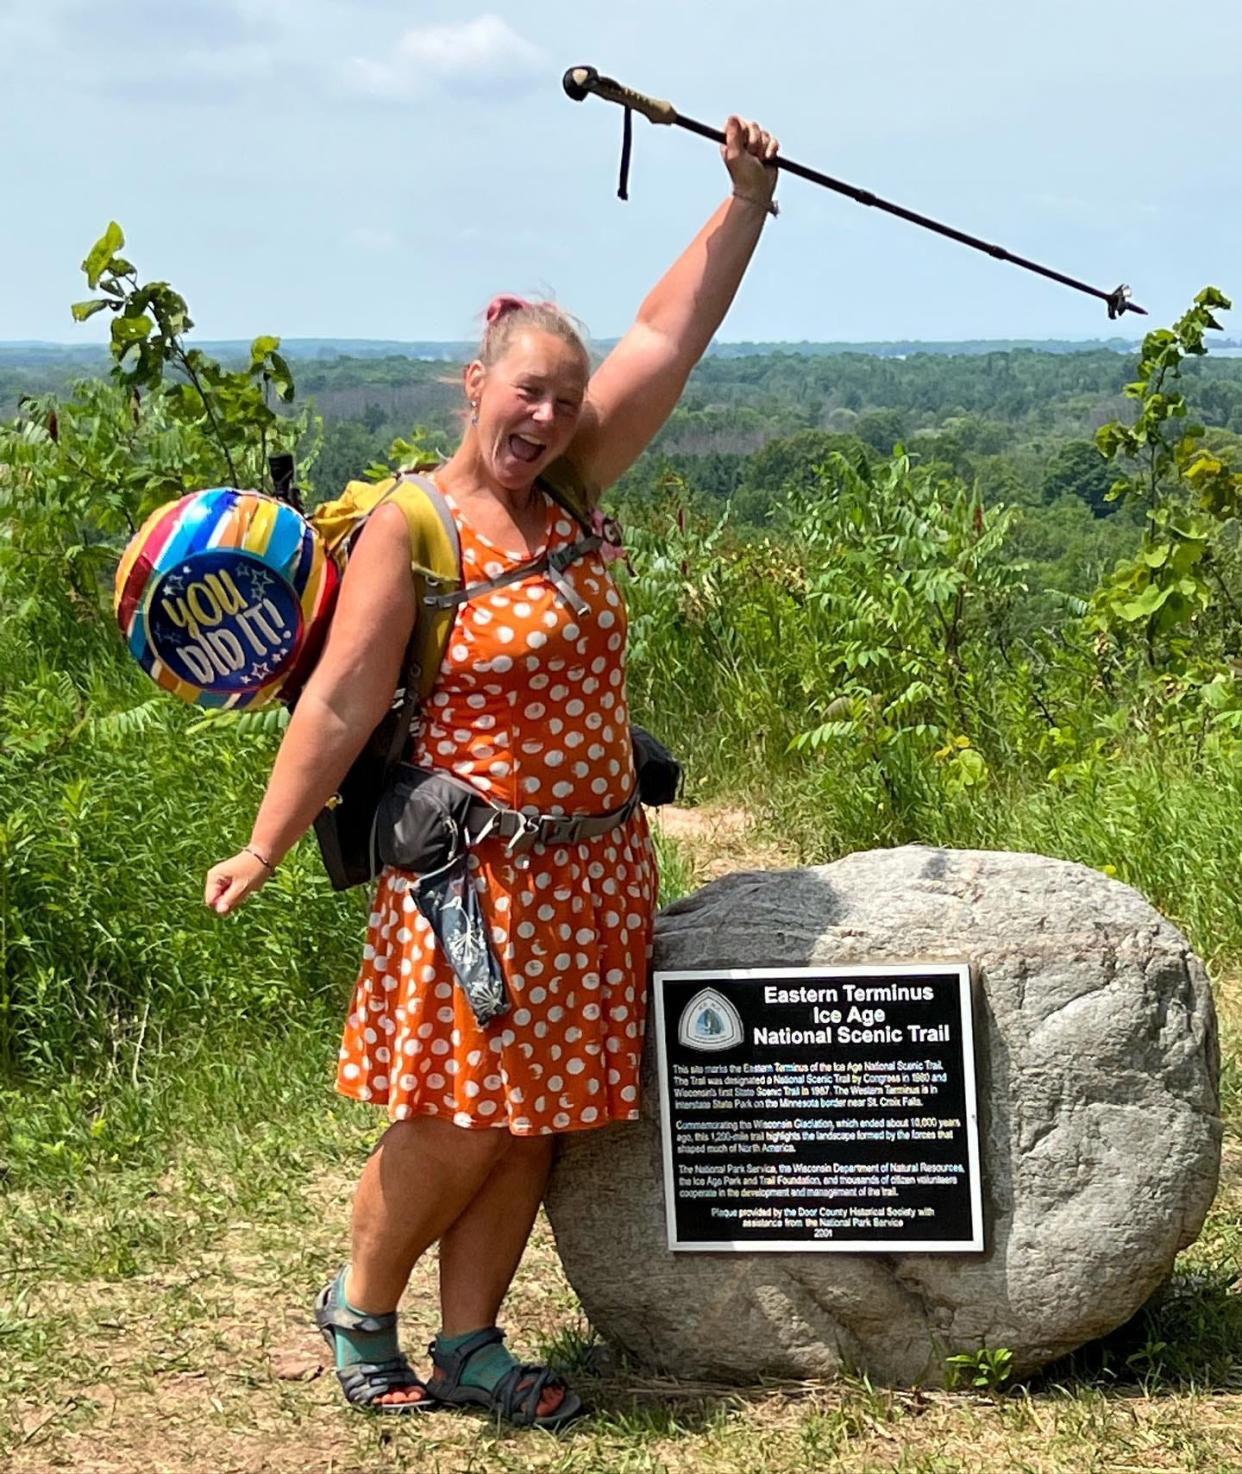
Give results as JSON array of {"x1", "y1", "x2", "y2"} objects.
[{"x1": 87, "y1": 698, "x2": 169, "y2": 743}]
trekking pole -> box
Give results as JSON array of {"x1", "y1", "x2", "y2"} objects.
[{"x1": 563, "y1": 65, "x2": 1146, "y2": 321}]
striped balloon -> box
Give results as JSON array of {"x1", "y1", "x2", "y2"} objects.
[{"x1": 114, "y1": 488, "x2": 339, "y2": 708}]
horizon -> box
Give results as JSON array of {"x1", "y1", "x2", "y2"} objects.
[{"x1": 0, "y1": 332, "x2": 1164, "y2": 352}]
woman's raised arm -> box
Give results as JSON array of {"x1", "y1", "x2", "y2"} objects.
[{"x1": 569, "y1": 115, "x2": 779, "y2": 494}]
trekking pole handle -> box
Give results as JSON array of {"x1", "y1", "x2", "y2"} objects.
[{"x1": 563, "y1": 66, "x2": 678, "y2": 125}]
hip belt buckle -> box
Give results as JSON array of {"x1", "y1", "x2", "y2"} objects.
[{"x1": 544, "y1": 814, "x2": 587, "y2": 845}]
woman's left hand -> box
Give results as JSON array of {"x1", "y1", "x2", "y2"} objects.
[{"x1": 721, "y1": 115, "x2": 780, "y2": 208}]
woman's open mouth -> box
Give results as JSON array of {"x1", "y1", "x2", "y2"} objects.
[{"x1": 507, "y1": 433, "x2": 545, "y2": 464}]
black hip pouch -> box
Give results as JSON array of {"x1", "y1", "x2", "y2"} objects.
[{"x1": 631, "y1": 726, "x2": 682, "y2": 807}]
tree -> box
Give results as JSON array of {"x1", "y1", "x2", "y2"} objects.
[
  {"x1": 733, "y1": 429, "x2": 870, "y2": 524},
  {"x1": 1041, "y1": 440, "x2": 1118, "y2": 517},
  {"x1": 854, "y1": 408, "x2": 910, "y2": 454}
]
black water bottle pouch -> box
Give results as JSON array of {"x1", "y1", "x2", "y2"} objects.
[
  {"x1": 376, "y1": 767, "x2": 509, "y2": 1025},
  {"x1": 412, "y1": 854, "x2": 510, "y2": 1025}
]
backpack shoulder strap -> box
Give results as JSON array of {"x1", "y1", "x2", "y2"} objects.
[
  {"x1": 536, "y1": 455, "x2": 597, "y2": 530},
  {"x1": 385, "y1": 472, "x2": 462, "y2": 702}
]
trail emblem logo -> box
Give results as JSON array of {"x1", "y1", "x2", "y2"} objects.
[{"x1": 678, "y1": 988, "x2": 744, "y2": 1052}]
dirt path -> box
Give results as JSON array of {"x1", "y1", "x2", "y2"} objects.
[{"x1": 649, "y1": 802, "x2": 796, "y2": 882}]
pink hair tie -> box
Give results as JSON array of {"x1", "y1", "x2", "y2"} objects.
[{"x1": 485, "y1": 294, "x2": 530, "y2": 325}]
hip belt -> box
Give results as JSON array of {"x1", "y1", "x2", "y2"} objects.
[
  {"x1": 372, "y1": 764, "x2": 642, "y2": 1028},
  {"x1": 376, "y1": 763, "x2": 640, "y2": 876}
]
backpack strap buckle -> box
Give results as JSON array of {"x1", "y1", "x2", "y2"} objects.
[{"x1": 500, "y1": 810, "x2": 541, "y2": 856}]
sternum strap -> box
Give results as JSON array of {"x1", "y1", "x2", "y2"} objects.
[{"x1": 423, "y1": 536, "x2": 601, "y2": 616}]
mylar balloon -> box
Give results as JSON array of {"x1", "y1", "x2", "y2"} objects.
[{"x1": 114, "y1": 488, "x2": 339, "y2": 709}]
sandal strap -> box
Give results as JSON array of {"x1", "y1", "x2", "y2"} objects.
[
  {"x1": 495, "y1": 1362, "x2": 559, "y2": 1425},
  {"x1": 319, "y1": 1301, "x2": 398, "y2": 1335},
  {"x1": 427, "y1": 1325, "x2": 507, "y2": 1384},
  {"x1": 314, "y1": 1275, "x2": 399, "y2": 1336},
  {"x1": 337, "y1": 1354, "x2": 427, "y2": 1408}
]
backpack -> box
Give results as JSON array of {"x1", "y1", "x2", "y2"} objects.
[{"x1": 305, "y1": 460, "x2": 612, "y2": 890}]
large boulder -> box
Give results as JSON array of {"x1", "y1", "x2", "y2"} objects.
[{"x1": 546, "y1": 846, "x2": 1220, "y2": 1385}]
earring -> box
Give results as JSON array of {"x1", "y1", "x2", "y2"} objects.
[{"x1": 470, "y1": 400, "x2": 479, "y2": 426}]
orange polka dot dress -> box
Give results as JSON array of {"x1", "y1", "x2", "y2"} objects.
[{"x1": 335, "y1": 489, "x2": 658, "y2": 1135}]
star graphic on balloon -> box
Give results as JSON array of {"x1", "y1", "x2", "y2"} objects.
[
  {"x1": 240, "y1": 565, "x2": 274, "y2": 599},
  {"x1": 248, "y1": 661, "x2": 271, "y2": 683},
  {"x1": 161, "y1": 573, "x2": 185, "y2": 596}
]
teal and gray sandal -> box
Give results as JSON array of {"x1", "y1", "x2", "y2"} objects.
[
  {"x1": 313, "y1": 1271, "x2": 434, "y2": 1415},
  {"x1": 425, "y1": 1326, "x2": 584, "y2": 1431}
]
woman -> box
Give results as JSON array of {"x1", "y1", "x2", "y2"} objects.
[{"x1": 204, "y1": 115, "x2": 779, "y2": 1427}]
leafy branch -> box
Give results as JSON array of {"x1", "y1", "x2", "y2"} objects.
[{"x1": 72, "y1": 221, "x2": 301, "y2": 493}]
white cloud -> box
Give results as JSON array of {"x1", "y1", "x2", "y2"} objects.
[{"x1": 345, "y1": 13, "x2": 546, "y2": 102}]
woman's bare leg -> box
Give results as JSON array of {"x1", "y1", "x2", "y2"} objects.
[
  {"x1": 347, "y1": 1116, "x2": 512, "y2": 1309},
  {"x1": 436, "y1": 1133, "x2": 564, "y2": 1415},
  {"x1": 340, "y1": 1116, "x2": 513, "y2": 1406},
  {"x1": 437, "y1": 1134, "x2": 556, "y2": 1332}
]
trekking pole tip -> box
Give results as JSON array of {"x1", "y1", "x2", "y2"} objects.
[
  {"x1": 563, "y1": 66, "x2": 598, "y2": 102},
  {"x1": 1107, "y1": 284, "x2": 1147, "y2": 319}
]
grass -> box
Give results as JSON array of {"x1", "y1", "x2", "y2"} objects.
[{"x1": 1, "y1": 827, "x2": 1241, "y2": 1472}]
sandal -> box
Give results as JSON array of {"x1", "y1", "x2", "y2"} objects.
[
  {"x1": 426, "y1": 1326, "x2": 585, "y2": 1431},
  {"x1": 313, "y1": 1276, "x2": 434, "y2": 1416}
]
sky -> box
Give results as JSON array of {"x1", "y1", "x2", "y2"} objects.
[{"x1": 2, "y1": 0, "x2": 1239, "y2": 346}]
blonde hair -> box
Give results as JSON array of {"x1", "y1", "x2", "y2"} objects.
[{"x1": 479, "y1": 295, "x2": 589, "y2": 368}]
